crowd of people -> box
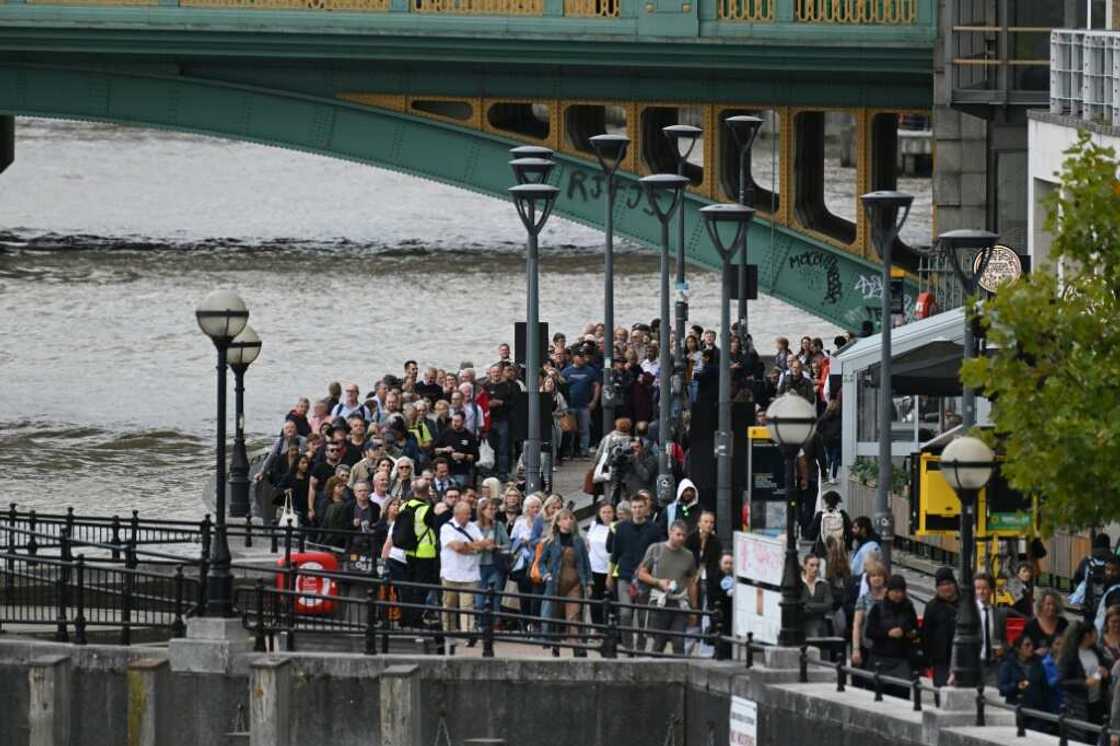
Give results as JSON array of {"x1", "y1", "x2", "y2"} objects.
[{"x1": 254, "y1": 318, "x2": 855, "y2": 655}]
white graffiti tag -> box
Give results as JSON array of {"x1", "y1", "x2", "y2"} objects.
[{"x1": 853, "y1": 274, "x2": 883, "y2": 301}]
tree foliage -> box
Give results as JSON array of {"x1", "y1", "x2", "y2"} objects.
[{"x1": 961, "y1": 132, "x2": 1120, "y2": 533}]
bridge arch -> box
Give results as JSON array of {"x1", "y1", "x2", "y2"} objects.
[{"x1": 0, "y1": 63, "x2": 910, "y2": 329}]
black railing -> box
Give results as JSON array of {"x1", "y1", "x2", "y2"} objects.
[{"x1": 232, "y1": 558, "x2": 722, "y2": 660}]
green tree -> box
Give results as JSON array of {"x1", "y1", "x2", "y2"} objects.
[{"x1": 962, "y1": 132, "x2": 1120, "y2": 533}]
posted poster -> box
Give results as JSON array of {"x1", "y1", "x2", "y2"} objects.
[{"x1": 729, "y1": 696, "x2": 758, "y2": 746}]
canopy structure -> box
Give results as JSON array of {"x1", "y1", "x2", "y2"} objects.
[{"x1": 865, "y1": 339, "x2": 990, "y2": 396}]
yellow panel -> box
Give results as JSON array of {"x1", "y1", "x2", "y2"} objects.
[
  {"x1": 564, "y1": 0, "x2": 620, "y2": 17},
  {"x1": 748, "y1": 426, "x2": 771, "y2": 441},
  {"x1": 787, "y1": 106, "x2": 861, "y2": 254},
  {"x1": 481, "y1": 99, "x2": 559, "y2": 150},
  {"x1": 633, "y1": 102, "x2": 711, "y2": 197},
  {"x1": 183, "y1": 0, "x2": 388, "y2": 9},
  {"x1": 794, "y1": 0, "x2": 916, "y2": 24},
  {"x1": 405, "y1": 96, "x2": 483, "y2": 130},
  {"x1": 413, "y1": 0, "x2": 542, "y2": 15},
  {"x1": 718, "y1": 0, "x2": 774, "y2": 21},
  {"x1": 778, "y1": 106, "x2": 793, "y2": 226},
  {"x1": 710, "y1": 105, "x2": 785, "y2": 222},
  {"x1": 918, "y1": 452, "x2": 961, "y2": 534},
  {"x1": 556, "y1": 100, "x2": 636, "y2": 173},
  {"x1": 338, "y1": 93, "x2": 406, "y2": 112}
]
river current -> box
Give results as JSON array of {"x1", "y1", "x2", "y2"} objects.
[{"x1": 0, "y1": 118, "x2": 873, "y2": 519}]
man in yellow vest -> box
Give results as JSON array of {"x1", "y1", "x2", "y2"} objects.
[{"x1": 401, "y1": 477, "x2": 439, "y2": 628}]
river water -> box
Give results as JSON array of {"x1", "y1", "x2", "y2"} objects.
[{"x1": 0, "y1": 117, "x2": 916, "y2": 520}]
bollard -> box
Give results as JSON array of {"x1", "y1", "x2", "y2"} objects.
[
  {"x1": 835, "y1": 661, "x2": 846, "y2": 692},
  {"x1": 121, "y1": 541, "x2": 137, "y2": 646},
  {"x1": 746, "y1": 632, "x2": 755, "y2": 669},
  {"x1": 873, "y1": 665, "x2": 883, "y2": 703},
  {"x1": 710, "y1": 607, "x2": 725, "y2": 660},
  {"x1": 245, "y1": 514, "x2": 253, "y2": 549},
  {"x1": 1015, "y1": 705, "x2": 1025, "y2": 737},
  {"x1": 172, "y1": 565, "x2": 186, "y2": 638},
  {"x1": 27, "y1": 510, "x2": 38, "y2": 556},
  {"x1": 911, "y1": 673, "x2": 922, "y2": 712},
  {"x1": 54, "y1": 529, "x2": 71, "y2": 643},
  {"x1": 111, "y1": 514, "x2": 123, "y2": 561},
  {"x1": 1057, "y1": 706, "x2": 1068, "y2": 746},
  {"x1": 799, "y1": 644, "x2": 808, "y2": 683},
  {"x1": 74, "y1": 555, "x2": 87, "y2": 645},
  {"x1": 269, "y1": 519, "x2": 278, "y2": 554},
  {"x1": 483, "y1": 586, "x2": 496, "y2": 658},
  {"x1": 365, "y1": 588, "x2": 377, "y2": 656},
  {"x1": 975, "y1": 686, "x2": 986, "y2": 727},
  {"x1": 130, "y1": 510, "x2": 140, "y2": 545}
]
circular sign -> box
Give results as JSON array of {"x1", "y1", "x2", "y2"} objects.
[{"x1": 974, "y1": 244, "x2": 1023, "y2": 293}]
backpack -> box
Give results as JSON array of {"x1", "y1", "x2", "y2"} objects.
[
  {"x1": 820, "y1": 508, "x2": 844, "y2": 547},
  {"x1": 392, "y1": 501, "x2": 428, "y2": 553}
]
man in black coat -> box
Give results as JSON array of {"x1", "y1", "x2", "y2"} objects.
[{"x1": 923, "y1": 566, "x2": 960, "y2": 686}]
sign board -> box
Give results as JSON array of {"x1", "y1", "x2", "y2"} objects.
[
  {"x1": 747, "y1": 427, "x2": 786, "y2": 531},
  {"x1": 733, "y1": 531, "x2": 785, "y2": 643},
  {"x1": 729, "y1": 696, "x2": 758, "y2": 746}
]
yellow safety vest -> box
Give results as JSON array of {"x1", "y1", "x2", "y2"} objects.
[{"x1": 406, "y1": 500, "x2": 437, "y2": 559}]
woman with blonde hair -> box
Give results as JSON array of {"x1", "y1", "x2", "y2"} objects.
[
  {"x1": 510, "y1": 494, "x2": 543, "y2": 626},
  {"x1": 851, "y1": 559, "x2": 889, "y2": 669},
  {"x1": 480, "y1": 476, "x2": 503, "y2": 502},
  {"x1": 539, "y1": 508, "x2": 592, "y2": 656}
]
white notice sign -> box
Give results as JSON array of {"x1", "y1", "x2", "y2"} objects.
[{"x1": 729, "y1": 696, "x2": 757, "y2": 746}]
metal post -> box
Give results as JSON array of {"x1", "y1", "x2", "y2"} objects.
[
  {"x1": 862, "y1": 191, "x2": 913, "y2": 572},
  {"x1": 951, "y1": 487, "x2": 981, "y2": 687},
  {"x1": 589, "y1": 136, "x2": 629, "y2": 437},
  {"x1": 509, "y1": 179, "x2": 557, "y2": 495},
  {"x1": 641, "y1": 174, "x2": 689, "y2": 507},
  {"x1": 172, "y1": 565, "x2": 186, "y2": 638},
  {"x1": 701, "y1": 203, "x2": 752, "y2": 547},
  {"x1": 526, "y1": 228, "x2": 542, "y2": 496},
  {"x1": 962, "y1": 305, "x2": 976, "y2": 427},
  {"x1": 877, "y1": 234, "x2": 893, "y2": 569},
  {"x1": 74, "y1": 554, "x2": 87, "y2": 645},
  {"x1": 778, "y1": 447, "x2": 804, "y2": 646},
  {"x1": 229, "y1": 363, "x2": 251, "y2": 519},
  {"x1": 208, "y1": 344, "x2": 235, "y2": 616},
  {"x1": 658, "y1": 216, "x2": 674, "y2": 504}
]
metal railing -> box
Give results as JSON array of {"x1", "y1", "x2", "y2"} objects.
[{"x1": 794, "y1": 0, "x2": 915, "y2": 24}]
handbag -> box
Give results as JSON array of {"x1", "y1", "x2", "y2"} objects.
[
  {"x1": 530, "y1": 541, "x2": 547, "y2": 585},
  {"x1": 559, "y1": 412, "x2": 578, "y2": 433},
  {"x1": 582, "y1": 468, "x2": 595, "y2": 495},
  {"x1": 278, "y1": 490, "x2": 300, "y2": 529},
  {"x1": 477, "y1": 440, "x2": 496, "y2": 470}
]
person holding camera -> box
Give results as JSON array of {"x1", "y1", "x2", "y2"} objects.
[{"x1": 622, "y1": 436, "x2": 658, "y2": 499}]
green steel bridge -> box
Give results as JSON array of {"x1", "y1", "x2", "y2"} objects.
[{"x1": 0, "y1": 0, "x2": 937, "y2": 326}]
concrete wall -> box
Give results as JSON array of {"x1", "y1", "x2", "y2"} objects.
[{"x1": 0, "y1": 639, "x2": 1064, "y2": 746}]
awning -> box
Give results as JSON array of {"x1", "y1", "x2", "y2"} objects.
[{"x1": 866, "y1": 339, "x2": 981, "y2": 396}]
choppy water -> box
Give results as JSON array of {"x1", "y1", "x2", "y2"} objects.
[{"x1": 0, "y1": 117, "x2": 892, "y2": 519}]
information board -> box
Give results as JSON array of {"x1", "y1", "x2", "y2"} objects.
[
  {"x1": 747, "y1": 427, "x2": 786, "y2": 531},
  {"x1": 729, "y1": 696, "x2": 758, "y2": 746},
  {"x1": 733, "y1": 531, "x2": 785, "y2": 643}
]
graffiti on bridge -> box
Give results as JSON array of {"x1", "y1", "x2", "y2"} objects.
[
  {"x1": 787, "y1": 250, "x2": 842, "y2": 306},
  {"x1": 566, "y1": 169, "x2": 654, "y2": 216}
]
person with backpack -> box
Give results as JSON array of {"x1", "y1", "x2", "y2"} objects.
[
  {"x1": 1073, "y1": 534, "x2": 1117, "y2": 624},
  {"x1": 393, "y1": 477, "x2": 439, "y2": 628},
  {"x1": 808, "y1": 491, "x2": 852, "y2": 557}
]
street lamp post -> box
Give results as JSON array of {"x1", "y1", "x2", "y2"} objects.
[
  {"x1": 941, "y1": 435, "x2": 995, "y2": 688},
  {"x1": 663, "y1": 124, "x2": 702, "y2": 432},
  {"x1": 195, "y1": 289, "x2": 249, "y2": 617},
  {"x1": 725, "y1": 115, "x2": 763, "y2": 346},
  {"x1": 860, "y1": 190, "x2": 914, "y2": 571},
  {"x1": 509, "y1": 176, "x2": 559, "y2": 497},
  {"x1": 937, "y1": 229, "x2": 999, "y2": 428},
  {"x1": 590, "y1": 133, "x2": 630, "y2": 436},
  {"x1": 641, "y1": 173, "x2": 691, "y2": 507},
  {"x1": 765, "y1": 393, "x2": 818, "y2": 647},
  {"x1": 700, "y1": 203, "x2": 754, "y2": 547},
  {"x1": 227, "y1": 325, "x2": 262, "y2": 519}
]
